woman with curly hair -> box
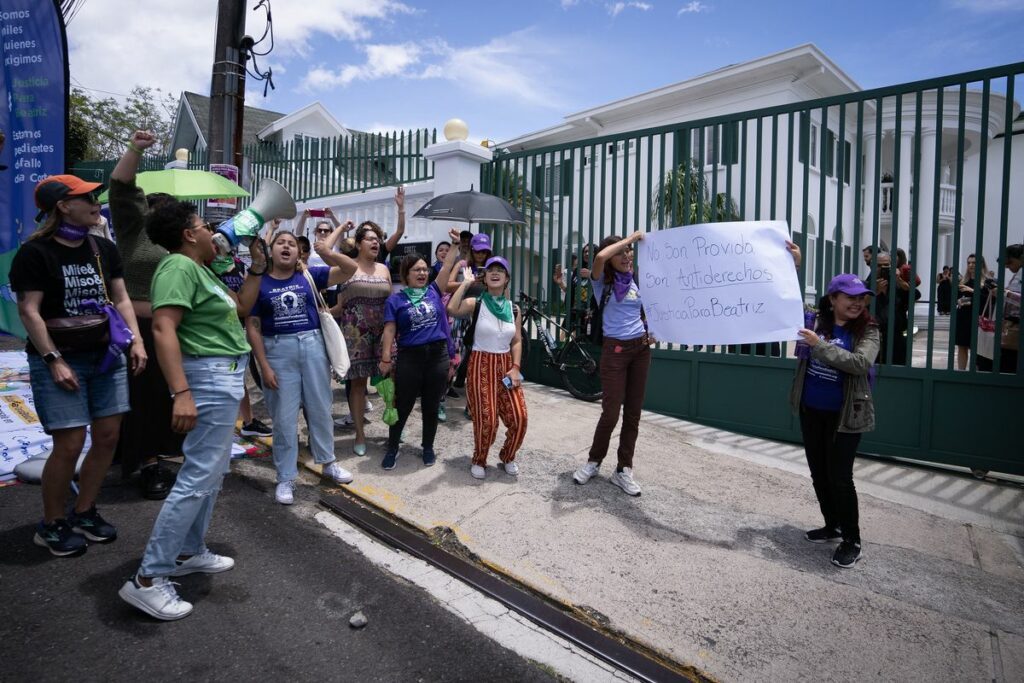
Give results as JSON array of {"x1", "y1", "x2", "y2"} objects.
[{"x1": 119, "y1": 199, "x2": 266, "y2": 620}]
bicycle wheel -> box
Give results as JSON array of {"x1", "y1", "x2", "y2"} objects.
[{"x1": 559, "y1": 339, "x2": 602, "y2": 401}]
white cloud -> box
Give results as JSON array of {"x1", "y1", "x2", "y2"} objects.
[
  {"x1": 300, "y1": 43, "x2": 423, "y2": 90},
  {"x1": 607, "y1": 2, "x2": 653, "y2": 16},
  {"x1": 268, "y1": 0, "x2": 415, "y2": 56},
  {"x1": 561, "y1": 0, "x2": 581, "y2": 7},
  {"x1": 678, "y1": 1, "x2": 709, "y2": 14}
]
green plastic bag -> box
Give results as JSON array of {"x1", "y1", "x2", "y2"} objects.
[{"x1": 372, "y1": 375, "x2": 398, "y2": 426}]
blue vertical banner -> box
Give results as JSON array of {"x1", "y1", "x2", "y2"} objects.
[{"x1": 0, "y1": 0, "x2": 68, "y2": 337}]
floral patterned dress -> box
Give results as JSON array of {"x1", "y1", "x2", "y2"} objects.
[{"x1": 335, "y1": 272, "x2": 392, "y2": 379}]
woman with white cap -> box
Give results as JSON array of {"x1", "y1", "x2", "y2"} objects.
[
  {"x1": 448, "y1": 254, "x2": 528, "y2": 479},
  {"x1": 789, "y1": 273, "x2": 880, "y2": 569}
]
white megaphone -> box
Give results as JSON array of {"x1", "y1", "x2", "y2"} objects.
[{"x1": 213, "y1": 178, "x2": 297, "y2": 256}]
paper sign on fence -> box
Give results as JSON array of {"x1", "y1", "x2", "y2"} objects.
[{"x1": 636, "y1": 221, "x2": 804, "y2": 346}]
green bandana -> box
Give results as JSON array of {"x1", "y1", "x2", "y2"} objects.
[
  {"x1": 480, "y1": 291, "x2": 513, "y2": 323},
  {"x1": 210, "y1": 254, "x2": 234, "y2": 275},
  {"x1": 403, "y1": 287, "x2": 428, "y2": 306}
]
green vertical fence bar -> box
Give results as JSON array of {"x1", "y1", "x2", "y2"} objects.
[
  {"x1": 658, "y1": 133, "x2": 666, "y2": 230},
  {"x1": 710, "y1": 124, "x2": 719, "y2": 221},
  {"x1": 834, "y1": 102, "x2": 847, "y2": 280},
  {"x1": 739, "y1": 118, "x2": 747, "y2": 219},
  {"x1": 886, "y1": 93, "x2": 902, "y2": 367},
  {"x1": 852, "y1": 101, "x2": 864, "y2": 264},
  {"x1": 816, "y1": 104, "x2": 828, "y2": 296},
  {"x1": 969, "y1": 79, "x2": 991, "y2": 373},
  {"x1": 869, "y1": 98, "x2": 883, "y2": 320},
  {"x1": 926, "y1": 89, "x2": 944, "y2": 370},
  {"x1": 799, "y1": 110, "x2": 811, "y2": 293},
  {"x1": 754, "y1": 117, "x2": 763, "y2": 220},
  {"x1": 908, "y1": 91, "x2": 923, "y2": 364},
  {"x1": 995, "y1": 76, "x2": 1019, "y2": 374},
  {"x1": 947, "y1": 86, "x2": 968, "y2": 370}
]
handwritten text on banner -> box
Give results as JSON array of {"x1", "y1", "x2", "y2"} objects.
[{"x1": 637, "y1": 221, "x2": 804, "y2": 346}]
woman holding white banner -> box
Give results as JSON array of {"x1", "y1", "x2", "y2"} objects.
[
  {"x1": 572, "y1": 231, "x2": 650, "y2": 496},
  {"x1": 789, "y1": 274, "x2": 880, "y2": 569}
]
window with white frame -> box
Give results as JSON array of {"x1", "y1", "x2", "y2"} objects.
[
  {"x1": 798, "y1": 112, "x2": 819, "y2": 170},
  {"x1": 689, "y1": 123, "x2": 739, "y2": 167},
  {"x1": 804, "y1": 214, "x2": 818, "y2": 291}
]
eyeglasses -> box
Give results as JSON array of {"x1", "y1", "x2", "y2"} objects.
[{"x1": 191, "y1": 221, "x2": 214, "y2": 233}]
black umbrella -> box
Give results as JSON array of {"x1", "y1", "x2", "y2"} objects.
[{"x1": 412, "y1": 189, "x2": 526, "y2": 225}]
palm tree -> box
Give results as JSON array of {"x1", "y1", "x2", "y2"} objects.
[{"x1": 651, "y1": 158, "x2": 740, "y2": 227}]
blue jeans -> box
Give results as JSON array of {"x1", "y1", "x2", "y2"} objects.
[
  {"x1": 28, "y1": 352, "x2": 129, "y2": 433},
  {"x1": 138, "y1": 355, "x2": 246, "y2": 578},
  {"x1": 263, "y1": 329, "x2": 336, "y2": 483}
]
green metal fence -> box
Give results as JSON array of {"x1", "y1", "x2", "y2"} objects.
[
  {"x1": 71, "y1": 127, "x2": 436, "y2": 203},
  {"x1": 482, "y1": 61, "x2": 1024, "y2": 477}
]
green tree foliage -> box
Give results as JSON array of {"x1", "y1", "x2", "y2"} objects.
[
  {"x1": 651, "y1": 158, "x2": 740, "y2": 227},
  {"x1": 69, "y1": 86, "x2": 176, "y2": 160}
]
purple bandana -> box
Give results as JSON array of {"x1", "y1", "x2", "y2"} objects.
[
  {"x1": 55, "y1": 222, "x2": 89, "y2": 241},
  {"x1": 612, "y1": 270, "x2": 634, "y2": 302}
]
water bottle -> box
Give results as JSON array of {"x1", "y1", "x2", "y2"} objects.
[{"x1": 795, "y1": 308, "x2": 816, "y2": 359}]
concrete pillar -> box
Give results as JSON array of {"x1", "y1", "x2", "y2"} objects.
[
  {"x1": 861, "y1": 132, "x2": 877, "y2": 276},
  {"x1": 422, "y1": 140, "x2": 493, "y2": 197}
]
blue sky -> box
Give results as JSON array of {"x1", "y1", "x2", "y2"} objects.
[{"x1": 67, "y1": 0, "x2": 1024, "y2": 143}]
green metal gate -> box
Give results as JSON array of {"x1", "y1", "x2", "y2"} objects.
[{"x1": 481, "y1": 61, "x2": 1024, "y2": 477}]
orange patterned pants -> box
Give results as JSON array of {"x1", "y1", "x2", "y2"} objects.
[{"x1": 466, "y1": 350, "x2": 528, "y2": 466}]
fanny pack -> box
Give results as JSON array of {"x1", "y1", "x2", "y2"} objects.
[{"x1": 45, "y1": 236, "x2": 114, "y2": 354}]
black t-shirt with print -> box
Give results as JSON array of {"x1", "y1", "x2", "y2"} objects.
[{"x1": 9, "y1": 236, "x2": 124, "y2": 354}]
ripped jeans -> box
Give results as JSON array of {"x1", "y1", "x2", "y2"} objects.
[{"x1": 138, "y1": 355, "x2": 246, "y2": 578}]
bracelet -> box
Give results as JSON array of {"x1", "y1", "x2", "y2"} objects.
[
  {"x1": 128, "y1": 142, "x2": 144, "y2": 155},
  {"x1": 170, "y1": 387, "x2": 191, "y2": 399},
  {"x1": 380, "y1": 358, "x2": 392, "y2": 363},
  {"x1": 511, "y1": 363, "x2": 520, "y2": 370}
]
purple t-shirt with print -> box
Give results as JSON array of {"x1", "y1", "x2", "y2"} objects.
[
  {"x1": 252, "y1": 266, "x2": 329, "y2": 336},
  {"x1": 384, "y1": 282, "x2": 451, "y2": 348}
]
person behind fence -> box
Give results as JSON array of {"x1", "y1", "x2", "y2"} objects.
[
  {"x1": 572, "y1": 231, "x2": 651, "y2": 497},
  {"x1": 954, "y1": 253, "x2": 989, "y2": 370},
  {"x1": 317, "y1": 223, "x2": 392, "y2": 455},
  {"x1": 377, "y1": 233, "x2": 463, "y2": 471},
  {"x1": 248, "y1": 231, "x2": 357, "y2": 506},
  {"x1": 978, "y1": 243, "x2": 1021, "y2": 374},
  {"x1": 873, "y1": 251, "x2": 919, "y2": 365},
  {"x1": 553, "y1": 243, "x2": 596, "y2": 338},
  {"x1": 107, "y1": 130, "x2": 184, "y2": 500},
  {"x1": 790, "y1": 273, "x2": 880, "y2": 569},
  {"x1": 11, "y1": 175, "x2": 146, "y2": 557},
  {"x1": 118, "y1": 199, "x2": 266, "y2": 621},
  {"x1": 936, "y1": 266, "x2": 952, "y2": 316},
  {"x1": 448, "y1": 255, "x2": 528, "y2": 480}
]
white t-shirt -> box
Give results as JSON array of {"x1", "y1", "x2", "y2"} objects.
[{"x1": 472, "y1": 300, "x2": 515, "y2": 354}]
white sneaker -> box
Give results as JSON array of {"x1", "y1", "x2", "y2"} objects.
[
  {"x1": 275, "y1": 480, "x2": 295, "y2": 505},
  {"x1": 470, "y1": 464, "x2": 486, "y2": 480},
  {"x1": 323, "y1": 461, "x2": 354, "y2": 484},
  {"x1": 501, "y1": 461, "x2": 520, "y2": 476},
  {"x1": 573, "y1": 461, "x2": 600, "y2": 485},
  {"x1": 119, "y1": 575, "x2": 193, "y2": 621},
  {"x1": 170, "y1": 549, "x2": 235, "y2": 576},
  {"x1": 364, "y1": 398, "x2": 374, "y2": 412},
  {"x1": 610, "y1": 467, "x2": 642, "y2": 496},
  {"x1": 335, "y1": 414, "x2": 354, "y2": 427}
]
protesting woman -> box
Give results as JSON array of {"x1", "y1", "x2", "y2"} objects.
[
  {"x1": 247, "y1": 231, "x2": 356, "y2": 505},
  {"x1": 318, "y1": 224, "x2": 392, "y2": 454},
  {"x1": 572, "y1": 231, "x2": 650, "y2": 496},
  {"x1": 377, "y1": 229, "x2": 463, "y2": 470},
  {"x1": 11, "y1": 175, "x2": 146, "y2": 557},
  {"x1": 790, "y1": 273, "x2": 880, "y2": 569},
  {"x1": 448, "y1": 256, "x2": 528, "y2": 479},
  {"x1": 119, "y1": 199, "x2": 266, "y2": 620}
]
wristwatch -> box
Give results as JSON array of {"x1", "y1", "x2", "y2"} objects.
[{"x1": 43, "y1": 350, "x2": 62, "y2": 364}]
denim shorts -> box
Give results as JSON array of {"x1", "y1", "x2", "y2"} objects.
[{"x1": 27, "y1": 352, "x2": 130, "y2": 433}]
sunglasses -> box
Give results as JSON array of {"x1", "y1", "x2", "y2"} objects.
[
  {"x1": 191, "y1": 221, "x2": 214, "y2": 233},
  {"x1": 68, "y1": 192, "x2": 100, "y2": 204},
  {"x1": 315, "y1": 228, "x2": 332, "y2": 234}
]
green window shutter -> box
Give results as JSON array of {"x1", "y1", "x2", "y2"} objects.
[
  {"x1": 560, "y1": 158, "x2": 573, "y2": 196},
  {"x1": 533, "y1": 164, "x2": 544, "y2": 196},
  {"x1": 722, "y1": 121, "x2": 739, "y2": 166},
  {"x1": 824, "y1": 129, "x2": 835, "y2": 177},
  {"x1": 799, "y1": 112, "x2": 809, "y2": 164},
  {"x1": 843, "y1": 140, "x2": 852, "y2": 183}
]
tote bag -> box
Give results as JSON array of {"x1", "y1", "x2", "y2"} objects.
[
  {"x1": 303, "y1": 269, "x2": 350, "y2": 380},
  {"x1": 977, "y1": 296, "x2": 996, "y2": 360}
]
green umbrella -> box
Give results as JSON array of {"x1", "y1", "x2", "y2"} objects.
[{"x1": 97, "y1": 169, "x2": 250, "y2": 202}]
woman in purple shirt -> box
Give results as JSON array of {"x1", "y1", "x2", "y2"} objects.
[
  {"x1": 378, "y1": 229, "x2": 463, "y2": 470},
  {"x1": 246, "y1": 231, "x2": 355, "y2": 505}
]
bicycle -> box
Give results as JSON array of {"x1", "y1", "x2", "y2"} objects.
[{"x1": 517, "y1": 292, "x2": 602, "y2": 402}]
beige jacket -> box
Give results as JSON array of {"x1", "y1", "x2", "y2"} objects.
[{"x1": 789, "y1": 325, "x2": 880, "y2": 433}]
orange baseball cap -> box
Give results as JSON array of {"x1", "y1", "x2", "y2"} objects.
[{"x1": 34, "y1": 174, "x2": 104, "y2": 214}]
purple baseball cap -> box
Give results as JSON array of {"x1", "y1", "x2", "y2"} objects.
[
  {"x1": 826, "y1": 273, "x2": 874, "y2": 297},
  {"x1": 470, "y1": 233, "x2": 492, "y2": 252},
  {"x1": 484, "y1": 256, "x2": 510, "y2": 273}
]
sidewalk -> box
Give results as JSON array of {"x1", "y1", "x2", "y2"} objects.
[{"x1": 299, "y1": 382, "x2": 1024, "y2": 681}]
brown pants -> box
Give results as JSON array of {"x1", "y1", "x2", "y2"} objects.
[{"x1": 588, "y1": 337, "x2": 651, "y2": 469}]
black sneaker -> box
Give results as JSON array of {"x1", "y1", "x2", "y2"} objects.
[
  {"x1": 446, "y1": 387, "x2": 460, "y2": 399},
  {"x1": 832, "y1": 541, "x2": 863, "y2": 568},
  {"x1": 241, "y1": 419, "x2": 273, "y2": 437},
  {"x1": 68, "y1": 505, "x2": 118, "y2": 543},
  {"x1": 422, "y1": 447, "x2": 436, "y2": 467},
  {"x1": 33, "y1": 519, "x2": 87, "y2": 557},
  {"x1": 804, "y1": 526, "x2": 842, "y2": 544},
  {"x1": 382, "y1": 448, "x2": 399, "y2": 470},
  {"x1": 139, "y1": 463, "x2": 173, "y2": 500}
]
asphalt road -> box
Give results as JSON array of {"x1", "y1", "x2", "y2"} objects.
[{"x1": 0, "y1": 459, "x2": 556, "y2": 682}]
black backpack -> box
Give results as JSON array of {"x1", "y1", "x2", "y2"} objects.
[{"x1": 462, "y1": 298, "x2": 519, "y2": 350}]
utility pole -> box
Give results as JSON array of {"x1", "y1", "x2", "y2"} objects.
[{"x1": 208, "y1": 0, "x2": 246, "y2": 168}]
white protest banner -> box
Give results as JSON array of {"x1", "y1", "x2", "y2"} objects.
[{"x1": 637, "y1": 221, "x2": 804, "y2": 346}]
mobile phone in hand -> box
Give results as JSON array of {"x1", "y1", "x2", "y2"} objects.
[
  {"x1": 308, "y1": 208, "x2": 326, "y2": 217},
  {"x1": 501, "y1": 376, "x2": 514, "y2": 390}
]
